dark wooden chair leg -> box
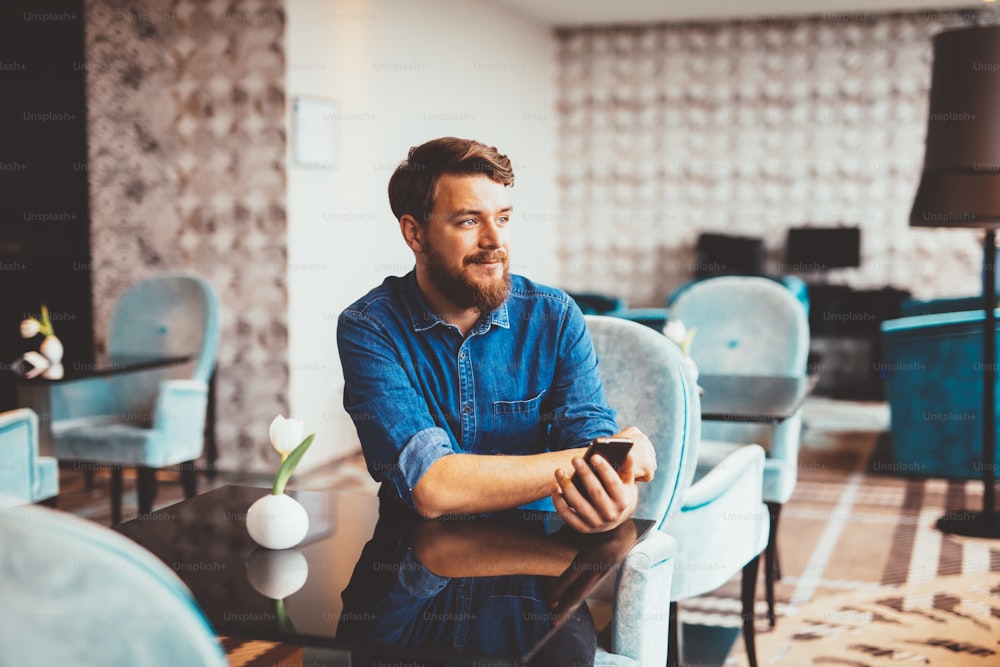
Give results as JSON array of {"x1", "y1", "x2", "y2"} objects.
[
  {"x1": 765, "y1": 501, "x2": 783, "y2": 626},
  {"x1": 204, "y1": 366, "x2": 217, "y2": 480},
  {"x1": 742, "y1": 555, "x2": 761, "y2": 667},
  {"x1": 766, "y1": 501, "x2": 783, "y2": 580},
  {"x1": 764, "y1": 544, "x2": 777, "y2": 628},
  {"x1": 667, "y1": 601, "x2": 680, "y2": 667},
  {"x1": 136, "y1": 466, "x2": 158, "y2": 517},
  {"x1": 180, "y1": 459, "x2": 198, "y2": 498},
  {"x1": 39, "y1": 495, "x2": 58, "y2": 508},
  {"x1": 110, "y1": 466, "x2": 123, "y2": 525}
]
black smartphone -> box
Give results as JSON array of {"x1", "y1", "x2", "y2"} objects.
[{"x1": 570, "y1": 437, "x2": 634, "y2": 501}]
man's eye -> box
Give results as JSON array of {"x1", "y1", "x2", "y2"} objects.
[
  {"x1": 459, "y1": 218, "x2": 476, "y2": 226},
  {"x1": 497, "y1": 215, "x2": 510, "y2": 225}
]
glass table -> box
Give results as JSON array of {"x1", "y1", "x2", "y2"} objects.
[
  {"x1": 116, "y1": 485, "x2": 654, "y2": 666},
  {"x1": 698, "y1": 373, "x2": 817, "y2": 423}
]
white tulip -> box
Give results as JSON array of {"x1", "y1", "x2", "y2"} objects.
[
  {"x1": 269, "y1": 415, "x2": 305, "y2": 460},
  {"x1": 20, "y1": 319, "x2": 40, "y2": 339},
  {"x1": 663, "y1": 319, "x2": 688, "y2": 344}
]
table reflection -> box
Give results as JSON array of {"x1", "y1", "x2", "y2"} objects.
[
  {"x1": 338, "y1": 500, "x2": 639, "y2": 666},
  {"x1": 115, "y1": 486, "x2": 651, "y2": 666}
]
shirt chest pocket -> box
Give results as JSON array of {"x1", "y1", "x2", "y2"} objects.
[{"x1": 488, "y1": 390, "x2": 546, "y2": 454}]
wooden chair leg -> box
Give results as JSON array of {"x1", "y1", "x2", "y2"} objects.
[
  {"x1": 136, "y1": 467, "x2": 158, "y2": 517},
  {"x1": 765, "y1": 501, "x2": 783, "y2": 626},
  {"x1": 84, "y1": 468, "x2": 94, "y2": 491},
  {"x1": 667, "y1": 601, "x2": 680, "y2": 667},
  {"x1": 741, "y1": 555, "x2": 761, "y2": 667},
  {"x1": 110, "y1": 466, "x2": 123, "y2": 526},
  {"x1": 180, "y1": 459, "x2": 198, "y2": 499},
  {"x1": 766, "y1": 501, "x2": 783, "y2": 580},
  {"x1": 38, "y1": 496, "x2": 58, "y2": 508}
]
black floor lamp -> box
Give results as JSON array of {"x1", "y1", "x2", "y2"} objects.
[{"x1": 910, "y1": 25, "x2": 1000, "y2": 539}]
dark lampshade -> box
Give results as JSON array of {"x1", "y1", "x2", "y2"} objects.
[{"x1": 911, "y1": 26, "x2": 1000, "y2": 228}]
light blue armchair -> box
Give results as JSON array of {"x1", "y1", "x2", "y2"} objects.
[
  {"x1": 669, "y1": 275, "x2": 810, "y2": 627},
  {"x1": 49, "y1": 274, "x2": 220, "y2": 524},
  {"x1": 586, "y1": 315, "x2": 770, "y2": 667},
  {"x1": 0, "y1": 408, "x2": 58, "y2": 505},
  {"x1": 0, "y1": 502, "x2": 226, "y2": 666},
  {"x1": 584, "y1": 315, "x2": 697, "y2": 666}
]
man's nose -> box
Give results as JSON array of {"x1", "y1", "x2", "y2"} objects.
[{"x1": 479, "y1": 219, "x2": 505, "y2": 248}]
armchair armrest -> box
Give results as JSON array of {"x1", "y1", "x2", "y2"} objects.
[
  {"x1": 666, "y1": 444, "x2": 769, "y2": 599},
  {"x1": 680, "y1": 443, "x2": 764, "y2": 511},
  {"x1": 605, "y1": 530, "x2": 676, "y2": 665},
  {"x1": 0, "y1": 409, "x2": 39, "y2": 502},
  {"x1": 153, "y1": 380, "x2": 208, "y2": 462}
]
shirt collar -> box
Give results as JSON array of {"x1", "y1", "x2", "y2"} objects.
[{"x1": 404, "y1": 270, "x2": 511, "y2": 334}]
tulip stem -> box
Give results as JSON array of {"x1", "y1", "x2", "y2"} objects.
[{"x1": 272, "y1": 433, "x2": 315, "y2": 495}]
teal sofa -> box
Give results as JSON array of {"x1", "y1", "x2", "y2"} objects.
[{"x1": 880, "y1": 308, "x2": 1000, "y2": 479}]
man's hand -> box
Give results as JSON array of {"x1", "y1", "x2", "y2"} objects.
[
  {"x1": 550, "y1": 426, "x2": 655, "y2": 533},
  {"x1": 618, "y1": 426, "x2": 656, "y2": 483}
]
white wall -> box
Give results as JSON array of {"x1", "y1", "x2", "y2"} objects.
[{"x1": 286, "y1": 0, "x2": 558, "y2": 468}]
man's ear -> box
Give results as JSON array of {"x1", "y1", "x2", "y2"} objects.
[{"x1": 400, "y1": 214, "x2": 425, "y2": 253}]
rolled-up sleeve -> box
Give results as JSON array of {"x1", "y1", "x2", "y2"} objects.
[
  {"x1": 544, "y1": 302, "x2": 619, "y2": 450},
  {"x1": 337, "y1": 308, "x2": 456, "y2": 510}
]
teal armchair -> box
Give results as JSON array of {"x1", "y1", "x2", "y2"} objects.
[
  {"x1": 0, "y1": 408, "x2": 58, "y2": 505},
  {"x1": 49, "y1": 274, "x2": 220, "y2": 524},
  {"x1": 669, "y1": 275, "x2": 810, "y2": 628},
  {"x1": 584, "y1": 315, "x2": 696, "y2": 666},
  {"x1": 585, "y1": 316, "x2": 769, "y2": 667},
  {"x1": 0, "y1": 502, "x2": 226, "y2": 666}
]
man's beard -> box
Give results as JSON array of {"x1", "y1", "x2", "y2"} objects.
[{"x1": 424, "y1": 245, "x2": 511, "y2": 314}]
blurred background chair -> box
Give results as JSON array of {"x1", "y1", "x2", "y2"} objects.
[
  {"x1": 49, "y1": 274, "x2": 219, "y2": 524},
  {"x1": 586, "y1": 316, "x2": 768, "y2": 667},
  {"x1": 0, "y1": 407, "x2": 58, "y2": 506},
  {"x1": 0, "y1": 502, "x2": 226, "y2": 666},
  {"x1": 567, "y1": 291, "x2": 627, "y2": 315},
  {"x1": 669, "y1": 275, "x2": 810, "y2": 626}
]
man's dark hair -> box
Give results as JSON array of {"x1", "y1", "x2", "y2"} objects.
[{"x1": 387, "y1": 137, "x2": 514, "y2": 223}]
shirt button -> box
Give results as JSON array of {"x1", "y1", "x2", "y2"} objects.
[
  {"x1": 463, "y1": 405, "x2": 472, "y2": 414},
  {"x1": 459, "y1": 352, "x2": 466, "y2": 360}
]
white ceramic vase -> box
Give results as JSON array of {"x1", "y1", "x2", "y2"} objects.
[
  {"x1": 39, "y1": 335, "x2": 63, "y2": 364},
  {"x1": 245, "y1": 493, "x2": 309, "y2": 550}
]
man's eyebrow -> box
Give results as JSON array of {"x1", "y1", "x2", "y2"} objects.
[{"x1": 446, "y1": 205, "x2": 514, "y2": 219}]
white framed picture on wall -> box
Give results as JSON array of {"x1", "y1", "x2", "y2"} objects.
[{"x1": 293, "y1": 95, "x2": 338, "y2": 169}]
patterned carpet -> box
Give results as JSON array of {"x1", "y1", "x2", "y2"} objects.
[{"x1": 52, "y1": 398, "x2": 1000, "y2": 666}]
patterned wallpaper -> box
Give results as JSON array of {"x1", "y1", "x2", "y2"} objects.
[
  {"x1": 83, "y1": 0, "x2": 287, "y2": 472},
  {"x1": 555, "y1": 11, "x2": 983, "y2": 307}
]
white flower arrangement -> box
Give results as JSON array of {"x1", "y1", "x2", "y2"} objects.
[
  {"x1": 662, "y1": 319, "x2": 697, "y2": 357},
  {"x1": 19, "y1": 305, "x2": 64, "y2": 379}
]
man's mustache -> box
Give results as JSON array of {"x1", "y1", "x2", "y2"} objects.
[{"x1": 465, "y1": 251, "x2": 508, "y2": 265}]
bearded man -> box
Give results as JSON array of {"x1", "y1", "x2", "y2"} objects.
[{"x1": 337, "y1": 137, "x2": 656, "y2": 534}]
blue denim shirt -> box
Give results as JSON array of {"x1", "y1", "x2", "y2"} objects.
[{"x1": 337, "y1": 271, "x2": 618, "y2": 510}]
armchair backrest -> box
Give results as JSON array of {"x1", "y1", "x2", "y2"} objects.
[
  {"x1": 106, "y1": 274, "x2": 220, "y2": 417},
  {"x1": 108, "y1": 274, "x2": 220, "y2": 383},
  {"x1": 585, "y1": 315, "x2": 701, "y2": 526},
  {"x1": 0, "y1": 408, "x2": 39, "y2": 503},
  {"x1": 0, "y1": 503, "x2": 226, "y2": 666},
  {"x1": 669, "y1": 275, "x2": 809, "y2": 375}
]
